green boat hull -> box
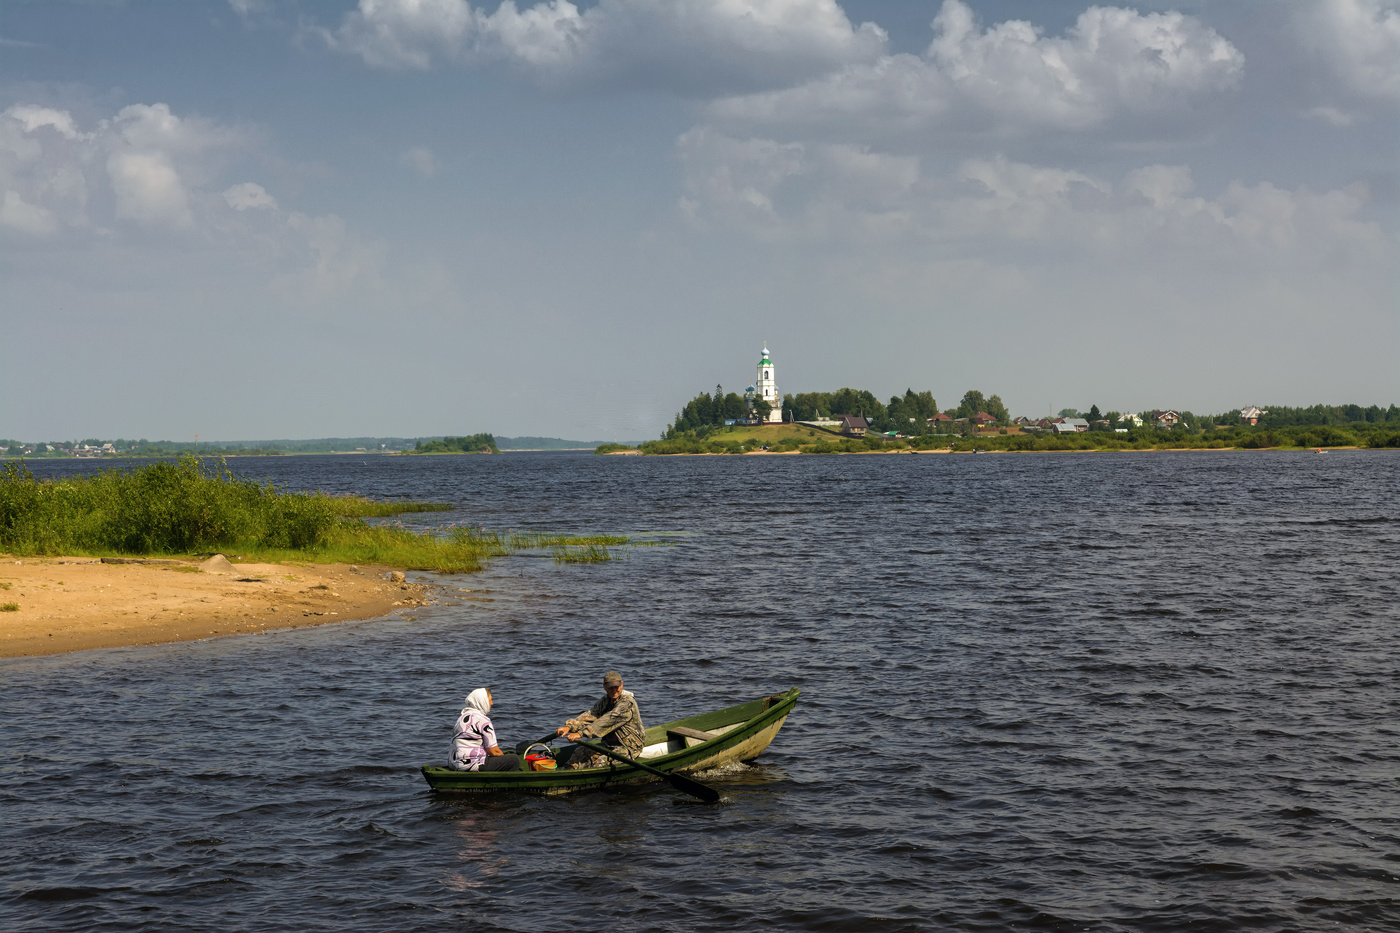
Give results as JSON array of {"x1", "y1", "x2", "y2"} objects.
[{"x1": 421, "y1": 687, "x2": 800, "y2": 794}]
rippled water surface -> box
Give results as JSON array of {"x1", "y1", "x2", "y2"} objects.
[{"x1": 4, "y1": 451, "x2": 1398, "y2": 932}]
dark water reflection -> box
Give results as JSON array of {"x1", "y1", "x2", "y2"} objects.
[{"x1": 3, "y1": 450, "x2": 1398, "y2": 931}]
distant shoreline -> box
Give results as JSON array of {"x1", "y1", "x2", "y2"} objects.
[
  {"x1": 610, "y1": 445, "x2": 1371, "y2": 456},
  {"x1": 1, "y1": 450, "x2": 401, "y2": 460},
  {"x1": 3, "y1": 448, "x2": 607, "y2": 461}
]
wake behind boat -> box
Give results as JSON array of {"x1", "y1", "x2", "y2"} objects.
[{"x1": 422, "y1": 688, "x2": 799, "y2": 794}]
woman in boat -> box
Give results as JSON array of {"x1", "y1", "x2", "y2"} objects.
[{"x1": 450, "y1": 688, "x2": 520, "y2": 772}]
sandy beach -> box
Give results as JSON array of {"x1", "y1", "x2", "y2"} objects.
[{"x1": 0, "y1": 555, "x2": 435, "y2": 659}]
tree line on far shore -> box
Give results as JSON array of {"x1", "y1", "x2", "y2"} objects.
[
  {"x1": 635, "y1": 422, "x2": 1400, "y2": 456},
  {"x1": 650, "y1": 386, "x2": 1400, "y2": 453},
  {"x1": 665, "y1": 387, "x2": 1013, "y2": 439}
]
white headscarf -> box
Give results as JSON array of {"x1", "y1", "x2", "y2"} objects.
[{"x1": 462, "y1": 687, "x2": 491, "y2": 715}]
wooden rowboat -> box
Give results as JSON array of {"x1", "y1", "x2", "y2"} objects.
[{"x1": 421, "y1": 687, "x2": 799, "y2": 794}]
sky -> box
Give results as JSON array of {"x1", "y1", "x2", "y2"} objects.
[{"x1": 1, "y1": 0, "x2": 1396, "y2": 442}]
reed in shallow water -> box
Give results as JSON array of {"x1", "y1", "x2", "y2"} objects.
[
  {"x1": 550, "y1": 543, "x2": 617, "y2": 564},
  {"x1": 0, "y1": 457, "x2": 625, "y2": 570}
]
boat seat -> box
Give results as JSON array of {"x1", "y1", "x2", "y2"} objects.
[{"x1": 667, "y1": 726, "x2": 720, "y2": 745}]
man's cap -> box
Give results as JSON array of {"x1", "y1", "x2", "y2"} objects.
[{"x1": 603, "y1": 671, "x2": 623, "y2": 686}]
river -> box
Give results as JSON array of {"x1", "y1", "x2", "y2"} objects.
[{"x1": 3, "y1": 450, "x2": 1397, "y2": 931}]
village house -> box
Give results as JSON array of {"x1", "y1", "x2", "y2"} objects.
[
  {"x1": 1052, "y1": 417, "x2": 1090, "y2": 433},
  {"x1": 1148, "y1": 410, "x2": 1181, "y2": 428},
  {"x1": 1240, "y1": 406, "x2": 1266, "y2": 425},
  {"x1": 837, "y1": 415, "x2": 869, "y2": 437}
]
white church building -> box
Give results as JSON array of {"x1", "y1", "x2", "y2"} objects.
[{"x1": 752, "y1": 344, "x2": 782, "y2": 424}]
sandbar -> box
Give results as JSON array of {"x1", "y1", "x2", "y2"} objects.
[{"x1": 0, "y1": 556, "x2": 434, "y2": 659}]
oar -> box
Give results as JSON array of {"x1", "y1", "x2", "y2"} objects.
[{"x1": 573, "y1": 738, "x2": 720, "y2": 804}]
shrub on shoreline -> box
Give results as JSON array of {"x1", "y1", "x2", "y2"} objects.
[
  {"x1": 0, "y1": 457, "x2": 621, "y2": 570},
  {"x1": 0, "y1": 457, "x2": 352, "y2": 554}
]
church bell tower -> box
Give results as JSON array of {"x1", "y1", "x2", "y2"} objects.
[{"x1": 756, "y1": 344, "x2": 781, "y2": 423}]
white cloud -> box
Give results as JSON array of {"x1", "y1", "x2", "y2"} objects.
[
  {"x1": 0, "y1": 100, "x2": 384, "y2": 305},
  {"x1": 0, "y1": 101, "x2": 252, "y2": 236},
  {"x1": 1303, "y1": 105, "x2": 1358, "y2": 126},
  {"x1": 223, "y1": 181, "x2": 279, "y2": 210},
  {"x1": 322, "y1": 0, "x2": 887, "y2": 94},
  {"x1": 107, "y1": 149, "x2": 193, "y2": 229},
  {"x1": 279, "y1": 211, "x2": 384, "y2": 299},
  {"x1": 708, "y1": 0, "x2": 1243, "y2": 137},
  {"x1": 227, "y1": 0, "x2": 268, "y2": 16},
  {"x1": 930, "y1": 1, "x2": 1244, "y2": 125},
  {"x1": 5, "y1": 105, "x2": 85, "y2": 139},
  {"x1": 0, "y1": 190, "x2": 59, "y2": 236},
  {"x1": 400, "y1": 146, "x2": 438, "y2": 177},
  {"x1": 1, "y1": 105, "x2": 94, "y2": 234},
  {"x1": 108, "y1": 103, "x2": 244, "y2": 177},
  {"x1": 677, "y1": 127, "x2": 805, "y2": 229},
  {"x1": 102, "y1": 103, "x2": 251, "y2": 230},
  {"x1": 1297, "y1": 0, "x2": 1400, "y2": 104},
  {"x1": 329, "y1": 0, "x2": 479, "y2": 69},
  {"x1": 678, "y1": 125, "x2": 922, "y2": 239},
  {"x1": 677, "y1": 130, "x2": 1390, "y2": 271}
]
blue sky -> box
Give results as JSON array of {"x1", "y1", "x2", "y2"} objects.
[{"x1": 2, "y1": 0, "x2": 1396, "y2": 441}]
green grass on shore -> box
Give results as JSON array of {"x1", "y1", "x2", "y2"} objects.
[{"x1": 0, "y1": 457, "x2": 626, "y2": 571}]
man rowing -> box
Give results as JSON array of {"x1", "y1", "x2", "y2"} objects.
[{"x1": 556, "y1": 670, "x2": 645, "y2": 769}]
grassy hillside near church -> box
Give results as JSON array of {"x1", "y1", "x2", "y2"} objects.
[
  {"x1": 598, "y1": 423, "x2": 832, "y2": 454},
  {"x1": 634, "y1": 422, "x2": 923, "y2": 455},
  {"x1": 707, "y1": 423, "x2": 843, "y2": 444}
]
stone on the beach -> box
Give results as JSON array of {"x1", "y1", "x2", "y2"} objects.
[
  {"x1": 200, "y1": 554, "x2": 237, "y2": 574},
  {"x1": 387, "y1": 571, "x2": 406, "y2": 583}
]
